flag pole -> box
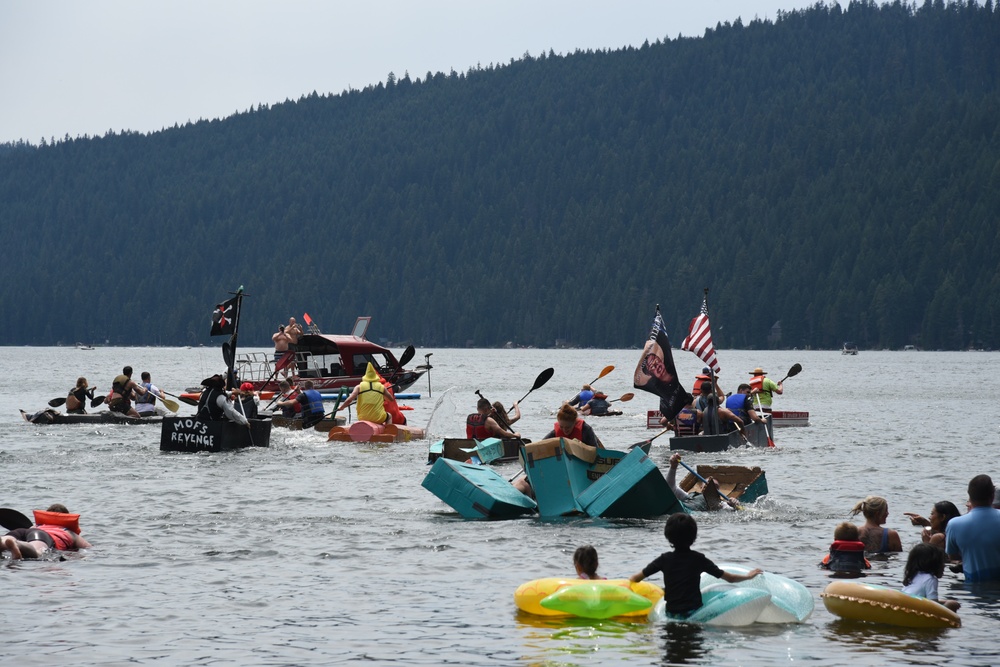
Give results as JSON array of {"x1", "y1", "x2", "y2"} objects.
[
  {"x1": 226, "y1": 286, "x2": 245, "y2": 391},
  {"x1": 701, "y1": 287, "x2": 722, "y2": 435}
]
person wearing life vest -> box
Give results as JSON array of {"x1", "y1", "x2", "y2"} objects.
[
  {"x1": 338, "y1": 362, "x2": 391, "y2": 424},
  {"x1": 544, "y1": 403, "x2": 601, "y2": 448},
  {"x1": 569, "y1": 384, "x2": 595, "y2": 408},
  {"x1": 135, "y1": 371, "x2": 174, "y2": 417},
  {"x1": 0, "y1": 503, "x2": 92, "y2": 560},
  {"x1": 748, "y1": 367, "x2": 783, "y2": 413},
  {"x1": 276, "y1": 380, "x2": 324, "y2": 427},
  {"x1": 582, "y1": 391, "x2": 613, "y2": 416},
  {"x1": 65, "y1": 377, "x2": 95, "y2": 414},
  {"x1": 820, "y1": 521, "x2": 872, "y2": 573},
  {"x1": 465, "y1": 397, "x2": 520, "y2": 440},
  {"x1": 724, "y1": 384, "x2": 766, "y2": 431},
  {"x1": 196, "y1": 374, "x2": 249, "y2": 426},
  {"x1": 235, "y1": 382, "x2": 260, "y2": 420},
  {"x1": 105, "y1": 365, "x2": 147, "y2": 417}
]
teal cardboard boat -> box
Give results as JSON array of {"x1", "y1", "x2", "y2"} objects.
[
  {"x1": 421, "y1": 458, "x2": 537, "y2": 519},
  {"x1": 577, "y1": 446, "x2": 688, "y2": 518}
]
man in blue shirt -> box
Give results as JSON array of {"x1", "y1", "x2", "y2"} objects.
[{"x1": 946, "y1": 475, "x2": 1000, "y2": 582}]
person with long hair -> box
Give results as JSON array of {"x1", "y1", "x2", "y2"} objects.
[
  {"x1": 904, "y1": 501, "x2": 962, "y2": 550},
  {"x1": 850, "y1": 496, "x2": 903, "y2": 553}
]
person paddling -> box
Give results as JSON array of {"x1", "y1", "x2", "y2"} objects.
[
  {"x1": 65, "y1": 377, "x2": 95, "y2": 414},
  {"x1": 106, "y1": 366, "x2": 147, "y2": 418},
  {"x1": 337, "y1": 363, "x2": 392, "y2": 424}
]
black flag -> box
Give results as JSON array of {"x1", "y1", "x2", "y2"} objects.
[
  {"x1": 633, "y1": 310, "x2": 693, "y2": 422},
  {"x1": 210, "y1": 296, "x2": 238, "y2": 336}
]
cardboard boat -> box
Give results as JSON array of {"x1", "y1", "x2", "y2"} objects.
[
  {"x1": 679, "y1": 465, "x2": 769, "y2": 505},
  {"x1": 159, "y1": 416, "x2": 271, "y2": 452},
  {"x1": 326, "y1": 420, "x2": 425, "y2": 443},
  {"x1": 427, "y1": 437, "x2": 525, "y2": 464},
  {"x1": 669, "y1": 420, "x2": 772, "y2": 452},
  {"x1": 21, "y1": 408, "x2": 163, "y2": 426},
  {"x1": 421, "y1": 458, "x2": 537, "y2": 519}
]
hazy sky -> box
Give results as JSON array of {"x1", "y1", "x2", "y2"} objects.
[{"x1": 0, "y1": 1, "x2": 816, "y2": 145}]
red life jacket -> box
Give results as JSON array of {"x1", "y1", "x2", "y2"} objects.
[
  {"x1": 36, "y1": 525, "x2": 75, "y2": 550},
  {"x1": 821, "y1": 540, "x2": 871, "y2": 571},
  {"x1": 466, "y1": 413, "x2": 491, "y2": 439},
  {"x1": 553, "y1": 419, "x2": 584, "y2": 441}
]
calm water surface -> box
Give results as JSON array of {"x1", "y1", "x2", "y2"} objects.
[{"x1": 2, "y1": 347, "x2": 998, "y2": 666}]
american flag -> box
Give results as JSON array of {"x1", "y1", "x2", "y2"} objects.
[{"x1": 681, "y1": 298, "x2": 721, "y2": 374}]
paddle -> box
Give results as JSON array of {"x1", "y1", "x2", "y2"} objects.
[
  {"x1": 777, "y1": 363, "x2": 802, "y2": 384},
  {"x1": 90, "y1": 395, "x2": 106, "y2": 408},
  {"x1": 475, "y1": 389, "x2": 515, "y2": 434},
  {"x1": 0, "y1": 507, "x2": 33, "y2": 531},
  {"x1": 49, "y1": 394, "x2": 106, "y2": 408},
  {"x1": 48, "y1": 397, "x2": 66, "y2": 407},
  {"x1": 676, "y1": 459, "x2": 740, "y2": 510},
  {"x1": 154, "y1": 393, "x2": 181, "y2": 414},
  {"x1": 627, "y1": 426, "x2": 672, "y2": 451},
  {"x1": 609, "y1": 392, "x2": 635, "y2": 404},
  {"x1": 386, "y1": 345, "x2": 416, "y2": 391},
  {"x1": 590, "y1": 365, "x2": 615, "y2": 385},
  {"x1": 512, "y1": 367, "x2": 554, "y2": 412},
  {"x1": 163, "y1": 390, "x2": 198, "y2": 407},
  {"x1": 754, "y1": 394, "x2": 776, "y2": 448}
]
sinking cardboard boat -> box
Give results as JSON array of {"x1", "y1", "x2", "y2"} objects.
[
  {"x1": 327, "y1": 421, "x2": 426, "y2": 443},
  {"x1": 679, "y1": 465, "x2": 769, "y2": 505},
  {"x1": 427, "y1": 437, "x2": 524, "y2": 464},
  {"x1": 421, "y1": 458, "x2": 537, "y2": 519}
]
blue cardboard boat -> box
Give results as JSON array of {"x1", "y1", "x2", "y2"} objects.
[
  {"x1": 421, "y1": 458, "x2": 537, "y2": 519},
  {"x1": 577, "y1": 446, "x2": 688, "y2": 518}
]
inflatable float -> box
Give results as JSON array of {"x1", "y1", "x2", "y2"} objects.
[
  {"x1": 327, "y1": 421, "x2": 426, "y2": 443},
  {"x1": 515, "y1": 578, "x2": 664, "y2": 619},
  {"x1": 649, "y1": 586, "x2": 773, "y2": 626},
  {"x1": 821, "y1": 580, "x2": 960, "y2": 629},
  {"x1": 700, "y1": 564, "x2": 813, "y2": 623}
]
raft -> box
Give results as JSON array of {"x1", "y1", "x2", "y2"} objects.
[
  {"x1": 422, "y1": 458, "x2": 536, "y2": 519},
  {"x1": 159, "y1": 416, "x2": 272, "y2": 452},
  {"x1": 821, "y1": 580, "x2": 960, "y2": 628},
  {"x1": 515, "y1": 578, "x2": 664, "y2": 618},
  {"x1": 327, "y1": 421, "x2": 425, "y2": 443},
  {"x1": 20, "y1": 408, "x2": 163, "y2": 426},
  {"x1": 701, "y1": 565, "x2": 813, "y2": 623}
]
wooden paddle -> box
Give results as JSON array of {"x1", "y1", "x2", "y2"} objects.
[
  {"x1": 608, "y1": 392, "x2": 635, "y2": 403},
  {"x1": 777, "y1": 363, "x2": 802, "y2": 384},
  {"x1": 154, "y1": 393, "x2": 181, "y2": 413},
  {"x1": 511, "y1": 367, "x2": 554, "y2": 412},
  {"x1": 676, "y1": 459, "x2": 740, "y2": 509},
  {"x1": 0, "y1": 507, "x2": 33, "y2": 530}
]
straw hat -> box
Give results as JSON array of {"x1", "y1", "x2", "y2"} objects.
[{"x1": 749, "y1": 367, "x2": 767, "y2": 376}]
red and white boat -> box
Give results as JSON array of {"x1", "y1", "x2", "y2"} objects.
[
  {"x1": 770, "y1": 410, "x2": 810, "y2": 427},
  {"x1": 236, "y1": 316, "x2": 425, "y2": 393}
]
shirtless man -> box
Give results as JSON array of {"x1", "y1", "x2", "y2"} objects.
[{"x1": 285, "y1": 317, "x2": 304, "y2": 345}]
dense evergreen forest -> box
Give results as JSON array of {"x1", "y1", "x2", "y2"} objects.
[{"x1": 1, "y1": 0, "x2": 998, "y2": 350}]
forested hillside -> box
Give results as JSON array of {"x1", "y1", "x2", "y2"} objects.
[{"x1": 1, "y1": 0, "x2": 998, "y2": 350}]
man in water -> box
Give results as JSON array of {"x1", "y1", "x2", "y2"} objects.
[{"x1": 946, "y1": 474, "x2": 1000, "y2": 582}]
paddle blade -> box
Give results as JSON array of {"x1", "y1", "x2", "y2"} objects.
[
  {"x1": 160, "y1": 396, "x2": 181, "y2": 413},
  {"x1": 767, "y1": 437, "x2": 776, "y2": 448},
  {"x1": 90, "y1": 395, "x2": 106, "y2": 408},
  {"x1": 398, "y1": 345, "x2": 416, "y2": 368},
  {"x1": 616, "y1": 392, "x2": 635, "y2": 403},
  {"x1": 779, "y1": 363, "x2": 802, "y2": 382},
  {"x1": 0, "y1": 508, "x2": 33, "y2": 530},
  {"x1": 532, "y1": 368, "x2": 555, "y2": 391},
  {"x1": 594, "y1": 365, "x2": 615, "y2": 382},
  {"x1": 48, "y1": 397, "x2": 67, "y2": 408},
  {"x1": 178, "y1": 394, "x2": 199, "y2": 407}
]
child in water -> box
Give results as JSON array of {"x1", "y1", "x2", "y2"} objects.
[
  {"x1": 629, "y1": 513, "x2": 762, "y2": 617},
  {"x1": 902, "y1": 543, "x2": 961, "y2": 612},
  {"x1": 573, "y1": 545, "x2": 604, "y2": 580},
  {"x1": 821, "y1": 521, "x2": 871, "y2": 573}
]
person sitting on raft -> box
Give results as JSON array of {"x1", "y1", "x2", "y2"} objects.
[
  {"x1": 1, "y1": 504, "x2": 92, "y2": 560},
  {"x1": 466, "y1": 398, "x2": 520, "y2": 440},
  {"x1": 568, "y1": 384, "x2": 595, "y2": 409},
  {"x1": 820, "y1": 521, "x2": 872, "y2": 574},
  {"x1": 698, "y1": 392, "x2": 744, "y2": 436},
  {"x1": 850, "y1": 495, "x2": 903, "y2": 553},
  {"x1": 106, "y1": 365, "x2": 147, "y2": 418},
  {"x1": 581, "y1": 392, "x2": 616, "y2": 416},
  {"x1": 630, "y1": 513, "x2": 763, "y2": 619},
  {"x1": 196, "y1": 374, "x2": 249, "y2": 426},
  {"x1": 234, "y1": 382, "x2": 259, "y2": 420},
  {"x1": 276, "y1": 380, "x2": 324, "y2": 427},
  {"x1": 545, "y1": 403, "x2": 601, "y2": 448},
  {"x1": 337, "y1": 362, "x2": 392, "y2": 424},
  {"x1": 664, "y1": 453, "x2": 735, "y2": 511},
  {"x1": 65, "y1": 377, "x2": 95, "y2": 414},
  {"x1": 573, "y1": 545, "x2": 605, "y2": 580}
]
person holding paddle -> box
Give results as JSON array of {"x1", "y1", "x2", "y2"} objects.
[
  {"x1": 65, "y1": 377, "x2": 95, "y2": 414},
  {"x1": 467, "y1": 398, "x2": 521, "y2": 440},
  {"x1": 135, "y1": 371, "x2": 175, "y2": 417},
  {"x1": 105, "y1": 366, "x2": 147, "y2": 418},
  {"x1": 748, "y1": 367, "x2": 783, "y2": 414}
]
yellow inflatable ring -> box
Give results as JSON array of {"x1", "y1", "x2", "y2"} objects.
[
  {"x1": 821, "y1": 580, "x2": 960, "y2": 628},
  {"x1": 514, "y1": 577, "x2": 664, "y2": 617}
]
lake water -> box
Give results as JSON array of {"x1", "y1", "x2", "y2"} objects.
[{"x1": 2, "y1": 346, "x2": 999, "y2": 666}]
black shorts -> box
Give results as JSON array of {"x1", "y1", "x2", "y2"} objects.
[{"x1": 24, "y1": 528, "x2": 55, "y2": 549}]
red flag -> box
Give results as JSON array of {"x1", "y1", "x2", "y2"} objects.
[{"x1": 681, "y1": 298, "x2": 720, "y2": 374}]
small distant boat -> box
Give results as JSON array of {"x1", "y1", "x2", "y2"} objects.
[
  {"x1": 679, "y1": 465, "x2": 769, "y2": 505},
  {"x1": 771, "y1": 410, "x2": 810, "y2": 427},
  {"x1": 842, "y1": 342, "x2": 859, "y2": 355},
  {"x1": 75, "y1": 342, "x2": 95, "y2": 350},
  {"x1": 21, "y1": 409, "x2": 162, "y2": 426}
]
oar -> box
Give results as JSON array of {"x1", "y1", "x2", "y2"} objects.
[
  {"x1": 676, "y1": 459, "x2": 740, "y2": 509},
  {"x1": 0, "y1": 507, "x2": 33, "y2": 530},
  {"x1": 90, "y1": 395, "x2": 107, "y2": 408},
  {"x1": 511, "y1": 367, "x2": 554, "y2": 412},
  {"x1": 627, "y1": 426, "x2": 672, "y2": 450},
  {"x1": 777, "y1": 363, "x2": 802, "y2": 384},
  {"x1": 754, "y1": 394, "x2": 776, "y2": 448},
  {"x1": 163, "y1": 390, "x2": 198, "y2": 407},
  {"x1": 154, "y1": 393, "x2": 181, "y2": 413},
  {"x1": 386, "y1": 345, "x2": 416, "y2": 391},
  {"x1": 609, "y1": 392, "x2": 635, "y2": 404},
  {"x1": 49, "y1": 394, "x2": 106, "y2": 408},
  {"x1": 47, "y1": 397, "x2": 66, "y2": 407},
  {"x1": 589, "y1": 365, "x2": 615, "y2": 385}
]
